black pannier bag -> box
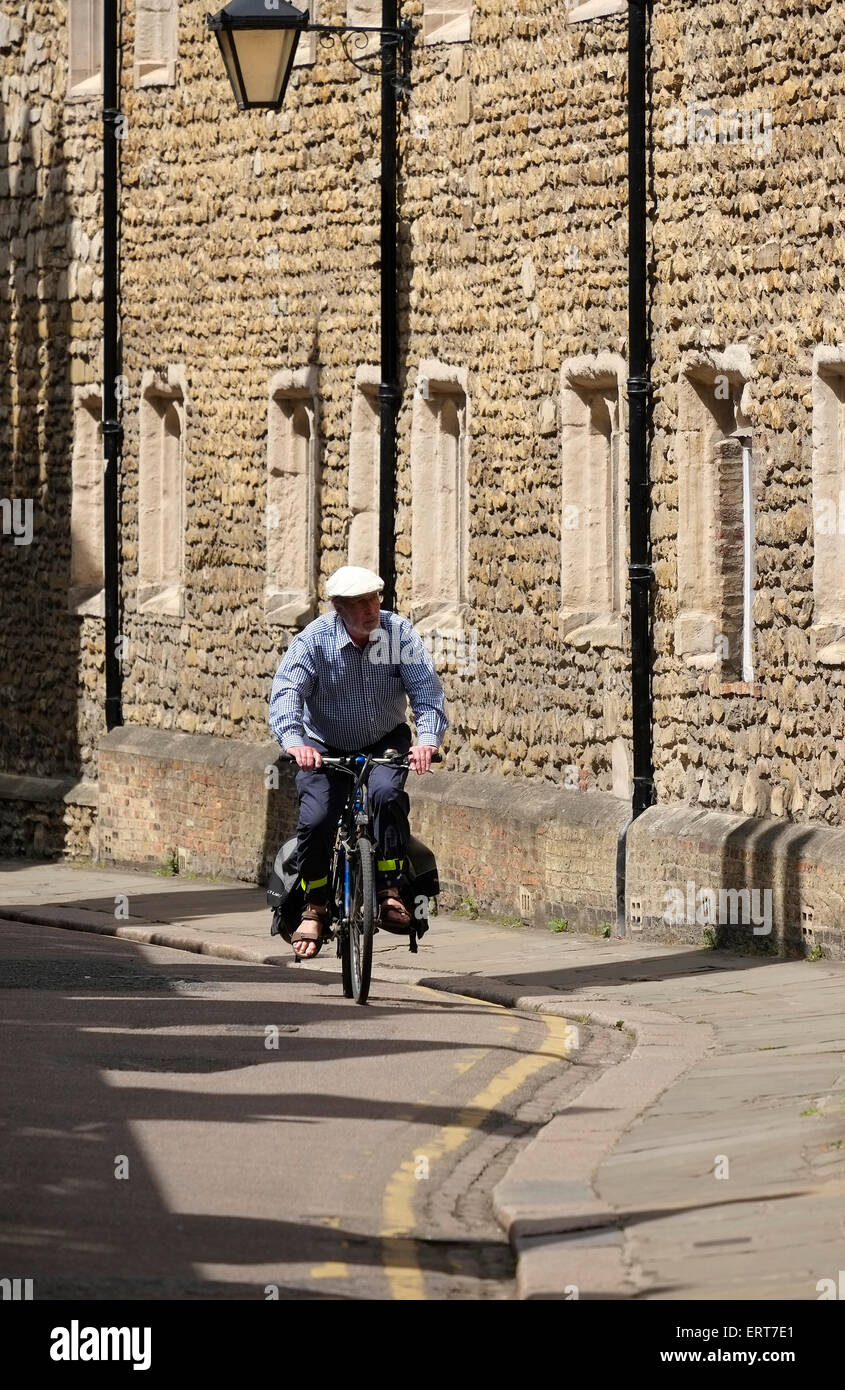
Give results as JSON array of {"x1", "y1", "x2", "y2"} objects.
[
  {"x1": 267, "y1": 836, "x2": 303, "y2": 943},
  {"x1": 404, "y1": 833, "x2": 440, "y2": 904},
  {"x1": 267, "y1": 833, "x2": 440, "y2": 941}
]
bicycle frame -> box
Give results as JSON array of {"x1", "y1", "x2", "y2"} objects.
[
  {"x1": 281, "y1": 747, "x2": 440, "y2": 997},
  {"x1": 328, "y1": 754, "x2": 375, "y2": 936},
  {"x1": 321, "y1": 755, "x2": 382, "y2": 999}
]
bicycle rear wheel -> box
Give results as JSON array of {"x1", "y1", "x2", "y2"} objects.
[{"x1": 349, "y1": 836, "x2": 375, "y2": 1004}]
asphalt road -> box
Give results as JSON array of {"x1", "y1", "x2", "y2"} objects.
[{"x1": 0, "y1": 921, "x2": 623, "y2": 1301}]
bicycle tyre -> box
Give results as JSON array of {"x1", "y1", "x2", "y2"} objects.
[
  {"x1": 335, "y1": 849, "x2": 354, "y2": 997},
  {"x1": 341, "y1": 927, "x2": 354, "y2": 996},
  {"x1": 349, "y1": 836, "x2": 375, "y2": 1005}
]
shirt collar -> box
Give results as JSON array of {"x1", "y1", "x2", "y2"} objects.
[{"x1": 334, "y1": 609, "x2": 383, "y2": 650}]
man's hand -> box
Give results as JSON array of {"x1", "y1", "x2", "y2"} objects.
[
  {"x1": 288, "y1": 745, "x2": 323, "y2": 769},
  {"x1": 407, "y1": 745, "x2": 435, "y2": 776}
]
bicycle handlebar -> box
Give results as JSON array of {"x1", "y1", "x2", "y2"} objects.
[{"x1": 280, "y1": 750, "x2": 442, "y2": 770}]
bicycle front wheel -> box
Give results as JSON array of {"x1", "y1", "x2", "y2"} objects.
[
  {"x1": 349, "y1": 836, "x2": 375, "y2": 1005},
  {"x1": 336, "y1": 849, "x2": 353, "y2": 998}
]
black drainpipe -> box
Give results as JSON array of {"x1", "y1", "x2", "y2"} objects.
[
  {"x1": 617, "y1": 0, "x2": 655, "y2": 931},
  {"x1": 377, "y1": 0, "x2": 401, "y2": 611},
  {"x1": 102, "y1": 0, "x2": 123, "y2": 729}
]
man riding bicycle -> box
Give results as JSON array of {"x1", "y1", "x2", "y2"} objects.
[{"x1": 269, "y1": 565, "x2": 448, "y2": 959}]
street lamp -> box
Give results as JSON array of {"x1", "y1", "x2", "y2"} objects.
[
  {"x1": 207, "y1": 0, "x2": 308, "y2": 110},
  {"x1": 207, "y1": 0, "x2": 414, "y2": 611}
]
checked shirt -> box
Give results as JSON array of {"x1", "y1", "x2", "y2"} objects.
[{"x1": 269, "y1": 609, "x2": 448, "y2": 753}]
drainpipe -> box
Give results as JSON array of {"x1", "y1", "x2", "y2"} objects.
[
  {"x1": 377, "y1": 0, "x2": 400, "y2": 611},
  {"x1": 617, "y1": 0, "x2": 655, "y2": 931},
  {"x1": 102, "y1": 0, "x2": 123, "y2": 729}
]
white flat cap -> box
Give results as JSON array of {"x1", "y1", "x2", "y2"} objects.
[{"x1": 326, "y1": 565, "x2": 384, "y2": 598}]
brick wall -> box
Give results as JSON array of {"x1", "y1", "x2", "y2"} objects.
[
  {"x1": 627, "y1": 803, "x2": 845, "y2": 960},
  {"x1": 5, "y1": 738, "x2": 844, "y2": 961},
  {"x1": 93, "y1": 732, "x2": 628, "y2": 927},
  {"x1": 97, "y1": 727, "x2": 297, "y2": 882},
  {"x1": 407, "y1": 771, "x2": 629, "y2": 928}
]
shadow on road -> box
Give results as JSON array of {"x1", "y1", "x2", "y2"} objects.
[{"x1": 0, "y1": 923, "x2": 541, "y2": 1299}]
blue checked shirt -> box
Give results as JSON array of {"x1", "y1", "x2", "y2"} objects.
[{"x1": 269, "y1": 609, "x2": 448, "y2": 753}]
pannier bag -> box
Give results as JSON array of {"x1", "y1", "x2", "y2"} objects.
[
  {"x1": 268, "y1": 833, "x2": 440, "y2": 941},
  {"x1": 404, "y1": 833, "x2": 440, "y2": 904},
  {"x1": 267, "y1": 836, "x2": 304, "y2": 943}
]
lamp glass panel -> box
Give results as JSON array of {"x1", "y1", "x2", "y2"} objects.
[
  {"x1": 231, "y1": 29, "x2": 298, "y2": 104},
  {"x1": 217, "y1": 29, "x2": 245, "y2": 103}
]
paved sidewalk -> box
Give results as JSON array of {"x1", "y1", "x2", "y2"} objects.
[{"x1": 1, "y1": 856, "x2": 843, "y2": 1301}]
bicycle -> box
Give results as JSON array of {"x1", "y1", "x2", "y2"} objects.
[{"x1": 280, "y1": 749, "x2": 441, "y2": 1005}]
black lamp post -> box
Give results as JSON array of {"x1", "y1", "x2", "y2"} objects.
[{"x1": 207, "y1": 0, "x2": 413, "y2": 611}]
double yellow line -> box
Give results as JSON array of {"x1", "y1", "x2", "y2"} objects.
[{"x1": 380, "y1": 992, "x2": 576, "y2": 1300}]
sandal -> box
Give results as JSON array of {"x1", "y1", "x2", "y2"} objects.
[
  {"x1": 378, "y1": 888, "x2": 411, "y2": 930},
  {"x1": 290, "y1": 903, "x2": 329, "y2": 959}
]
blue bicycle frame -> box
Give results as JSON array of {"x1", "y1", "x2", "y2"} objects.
[
  {"x1": 343, "y1": 852, "x2": 352, "y2": 919},
  {"x1": 342, "y1": 756, "x2": 367, "y2": 921}
]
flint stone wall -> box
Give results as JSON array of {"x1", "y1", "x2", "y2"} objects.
[
  {"x1": 0, "y1": 3, "x2": 107, "y2": 781},
  {"x1": 0, "y1": 773, "x2": 97, "y2": 859}
]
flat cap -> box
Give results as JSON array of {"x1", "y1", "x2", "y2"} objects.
[{"x1": 325, "y1": 565, "x2": 384, "y2": 598}]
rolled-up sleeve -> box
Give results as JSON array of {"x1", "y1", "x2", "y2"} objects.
[
  {"x1": 399, "y1": 623, "x2": 448, "y2": 748},
  {"x1": 269, "y1": 636, "x2": 317, "y2": 751}
]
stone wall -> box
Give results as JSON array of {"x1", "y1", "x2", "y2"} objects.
[
  {"x1": 3, "y1": 2, "x2": 845, "y2": 924},
  {"x1": 0, "y1": 1, "x2": 108, "y2": 783},
  {"x1": 627, "y1": 802, "x2": 845, "y2": 961},
  {"x1": 0, "y1": 772, "x2": 97, "y2": 858},
  {"x1": 649, "y1": 0, "x2": 845, "y2": 827},
  {"x1": 105, "y1": 0, "x2": 845, "y2": 829},
  {"x1": 106, "y1": 0, "x2": 634, "y2": 800}
]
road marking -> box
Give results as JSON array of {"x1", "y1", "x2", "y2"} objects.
[
  {"x1": 380, "y1": 1003, "x2": 576, "y2": 1301},
  {"x1": 310, "y1": 1262, "x2": 348, "y2": 1279},
  {"x1": 454, "y1": 1050, "x2": 490, "y2": 1074},
  {"x1": 407, "y1": 981, "x2": 509, "y2": 1008}
]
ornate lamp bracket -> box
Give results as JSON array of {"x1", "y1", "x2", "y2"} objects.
[{"x1": 310, "y1": 19, "x2": 414, "y2": 95}]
